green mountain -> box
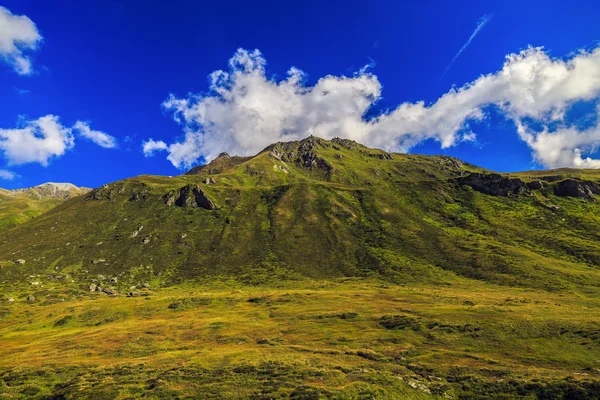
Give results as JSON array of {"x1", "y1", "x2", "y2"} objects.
[
  {"x1": 0, "y1": 182, "x2": 90, "y2": 232},
  {"x1": 1, "y1": 137, "x2": 600, "y2": 399},
  {"x1": 2, "y1": 136, "x2": 599, "y2": 290}
]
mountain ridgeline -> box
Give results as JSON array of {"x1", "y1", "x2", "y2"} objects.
[{"x1": 1, "y1": 136, "x2": 600, "y2": 291}]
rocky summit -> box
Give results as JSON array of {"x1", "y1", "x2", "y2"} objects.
[{"x1": 1, "y1": 137, "x2": 600, "y2": 398}]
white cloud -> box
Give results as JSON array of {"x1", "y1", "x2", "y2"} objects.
[
  {"x1": 153, "y1": 46, "x2": 600, "y2": 170},
  {"x1": 142, "y1": 139, "x2": 168, "y2": 157},
  {"x1": 0, "y1": 6, "x2": 42, "y2": 75},
  {"x1": 0, "y1": 169, "x2": 17, "y2": 180},
  {"x1": 0, "y1": 115, "x2": 74, "y2": 166},
  {"x1": 0, "y1": 116, "x2": 114, "y2": 166},
  {"x1": 74, "y1": 121, "x2": 117, "y2": 148}
]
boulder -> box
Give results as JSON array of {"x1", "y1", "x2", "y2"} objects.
[
  {"x1": 89, "y1": 284, "x2": 97, "y2": 292},
  {"x1": 553, "y1": 179, "x2": 600, "y2": 202},
  {"x1": 456, "y1": 173, "x2": 529, "y2": 196},
  {"x1": 15, "y1": 259, "x2": 25, "y2": 264},
  {"x1": 7, "y1": 297, "x2": 14, "y2": 303},
  {"x1": 27, "y1": 295, "x2": 35, "y2": 302},
  {"x1": 101, "y1": 288, "x2": 115, "y2": 295}
]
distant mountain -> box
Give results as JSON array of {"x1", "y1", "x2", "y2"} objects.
[{"x1": 0, "y1": 182, "x2": 90, "y2": 231}]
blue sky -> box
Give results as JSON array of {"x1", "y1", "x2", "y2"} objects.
[{"x1": 1, "y1": 0, "x2": 599, "y2": 189}]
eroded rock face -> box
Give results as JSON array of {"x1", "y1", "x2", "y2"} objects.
[
  {"x1": 553, "y1": 179, "x2": 600, "y2": 202},
  {"x1": 174, "y1": 185, "x2": 216, "y2": 210},
  {"x1": 456, "y1": 173, "x2": 529, "y2": 196}
]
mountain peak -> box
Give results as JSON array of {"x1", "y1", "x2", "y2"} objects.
[{"x1": 7, "y1": 182, "x2": 91, "y2": 199}]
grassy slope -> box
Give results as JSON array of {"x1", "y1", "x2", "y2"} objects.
[
  {"x1": 1, "y1": 137, "x2": 600, "y2": 398},
  {"x1": 0, "y1": 192, "x2": 64, "y2": 232}
]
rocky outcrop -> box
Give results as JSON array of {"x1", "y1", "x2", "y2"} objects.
[
  {"x1": 527, "y1": 180, "x2": 544, "y2": 190},
  {"x1": 174, "y1": 185, "x2": 216, "y2": 210},
  {"x1": 266, "y1": 136, "x2": 333, "y2": 172},
  {"x1": 456, "y1": 173, "x2": 529, "y2": 196},
  {"x1": 553, "y1": 179, "x2": 600, "y2": 202}
]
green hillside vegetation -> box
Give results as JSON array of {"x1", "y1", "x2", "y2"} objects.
[{"x1": 0, "y1": 137, "x2": 599, "y2": 399}]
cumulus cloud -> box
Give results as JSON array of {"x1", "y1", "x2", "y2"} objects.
[
  {"x1": 142, "y1": 139, "x2": 168, "y2": 157},
  {"x1": 0, "y1": 169, "x2": 17, "y2": 180},
  {"x1": 74, "y1": 121, "x2": 117, "y2": 148},
  {"x1": 152, "y1": 46, "x2": 600, "y2": 170},
  {"x1": 0, "y1": 6, "x2": 42, "y2": 75},
  {"x1": 0, "y1": 116, "x2": 114, "y2": 166},
  {"x1": 0, "y1": 115, "x2": 74, "y2": 166}
]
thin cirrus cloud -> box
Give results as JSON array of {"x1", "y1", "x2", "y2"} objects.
[
  {"x1": 0, "y1": 6, "x2": 42, "y2": 75},
  {"x1": 146, "y1": 45, "x2": 600, "y2": 170},
  {"x1": 438, "y1": 14, "x2": 492, "y2": 82},
  {"x1": 0, "y1": 116, "x2": 116, "y2": 166}
]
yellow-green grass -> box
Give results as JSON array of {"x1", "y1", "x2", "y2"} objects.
[{"x1": 1, "y1": 280, "x2": 599, "y2": 399}]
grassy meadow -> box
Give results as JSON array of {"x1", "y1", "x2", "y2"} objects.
[{"x1": 1, "y1": 278, "x2": 600, "y2": 399}]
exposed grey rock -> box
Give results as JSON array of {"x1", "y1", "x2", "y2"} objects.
[
  {"x1": 527, "y1": 180, "x2": 544, "y2": 190},
  {"x1": 110, "y1": 277, "x2": 118, "y2": 283},
  {"x1": 456, "y1": 173, "x2": 529, "y2": 196},
  {"x1": 7, "y1": 297, "x2": 14, "y2": 303},
  {"x1": 163, "y1": 191, "x2": 176, "y2": 206},
  {"x1": 27, "y1": 295, "x2": 35, "y2": 302},
  {"x1": 142, "y1": 283, "x2": 150, "y2": 289},
  {"x1": 89, "y1": 284, "x2": 97, "y2": 292},
  {"x1": 553, "y1": 179, "x2": 600, "y2": 202},
  {"x1": 15, "y1": 259, "x2": 25, "y2": 264},
  {"x1": 130, "y1": 225, "x2": 143, "y2": 238},
  {"x1": 129, "y1": 190, "x2": 150, "y2": 202},
  {"x1": 142, "y1": 237, "x2": 151, "y2": 244},
  {"x1": 174, "y1": 185, "x2": 216, "y2": 210},
  {"x1": 92, "y1": 259, "x2": 105, "y2": 264},
  {"x1": 101, "y1": 287, "x2": 115, "y2": 295}
]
